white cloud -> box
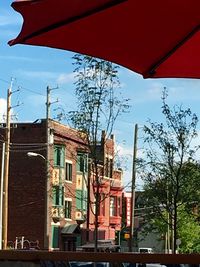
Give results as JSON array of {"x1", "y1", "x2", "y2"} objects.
[
  {"x1": 15, "y1": 70, "x2": 75, "y2": 85},
  {"x1": 121, "y1": 68, "x2": 200, "y2": 105},
  {"x1": 133, "y1": 82, "x2": 165, "y2": 104},
  {"x1": 116, "y1": 141, "x2": 146, "y2": 190},
  {"x1": 0, "y1": 55, "x2": 43, "y2": 62},
  {"x1": 147, "y1": 82, "x2": 163, "y2": 98},
  {"x1": 15, "y1": 70, "x2": 58, "y2": 83},
  {"x1": 57, "y1": 72, "x2": 75, "y2": 84},
  {"x1": 0, "y1": 98, "x2": 7, "y2": 122},
  {"x1": 116, "y1": 143, "x2": 132, "y2": 158}
]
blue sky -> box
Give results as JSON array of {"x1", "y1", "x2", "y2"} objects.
[{"x1": 1, "y1": 1, "x2": 200, "y2": 188}]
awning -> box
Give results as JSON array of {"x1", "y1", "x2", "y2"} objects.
[{"x1": 61, "y1": 224, "x2": 81, "y2": 235}]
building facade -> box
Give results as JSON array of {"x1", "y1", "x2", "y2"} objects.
[
  {"x1": 0, "y1": 119, "x2": 123, "y2": 250},
  {"x1": 122, "y1": 191, "x2": 164, "y2": 252},
  {"x1": 88, "y1": 132, "x2": 123, "y2": 241}
]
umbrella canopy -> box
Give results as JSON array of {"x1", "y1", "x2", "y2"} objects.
[{"x1": 9, "y1": 0, "x2": 200, "y2": 79}]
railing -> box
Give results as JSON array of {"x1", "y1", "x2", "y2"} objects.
[
  {"x1": 7, "y1": 237, "x2": 40, "y2": 250},
  {"x1": 0, "y1": 251, "x2": 200, "y2": 266}
]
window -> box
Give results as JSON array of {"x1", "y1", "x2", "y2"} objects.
[
  {"x1": 110, "y1": 196, "x2": 117, "y2": 216},
  {"x1": 77, "y1": 153, "x2": 88, "y2": 172},
  {"x1": 66, "y1": 162, "x2": 72, "y2": 181},
  {"x1": 105, "y1": 158, "x2": 109, "y2": 177},
  {"x1": 109, "y1": 159, "x2": 113, "y2": 178},
  {"x1": 51, "y1": 226, "x2": 59, "y2": 248},
  {"x1": 65, "y1": 200, "x2": 72, "y2": 219},
  {"x1": 76, "y1": 190, "x2": 87, "y2": 211},
  {"x1": 105, "y1": 158, "x2": 113, "y2": 178},
  {"x1": 76, "y1": 190, "x2": 83, "y2": 210},
  {"x1": 52, "y1": 186, "x2": 64, "y2": 206},
  {"x1": 54, "y1": 145, "x2": 65, "y2": 167},
  {"x1": 100, "y1": 194, "x2": 105, "y2": 216},
  {"x1": 118, "y1": 197, "x2": 121, "y2": 215},
  {"x1": 82, "y1": 190, "x2": 87, "y2": 210}
]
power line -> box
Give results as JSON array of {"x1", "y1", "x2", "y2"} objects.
[
  {"x1": 0, "y1": 78, "x2": 10, "y2": 85},
  {"x1": 10, "y1": 148, "x2": 46, "y2": 153},
  {"x1": 10, "y1": 143, "x2": 47, "y2": 146},
  {"x1": 19, "y1": 85, "x2": 45, "y2": 96},
  {"x1": 0, "y1": 77, "x2": 45, "y2": 96}
]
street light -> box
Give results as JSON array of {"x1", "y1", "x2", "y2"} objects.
[{"x1": 27, "y1": 152, "x2": 46, "y2": 161}]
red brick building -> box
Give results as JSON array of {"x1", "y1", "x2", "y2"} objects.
[
  {"x1": 88, "y1": 132, "x2": 122, "y2": 241},
  {"x1": 0, "y1": 119, "x2": 123, "y2": 250}
]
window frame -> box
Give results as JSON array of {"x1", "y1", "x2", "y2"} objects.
[
  {"x1": 110, "y1": 196, "x2": 117, "y2": 217},
  {"x1": 51, "y1": 226, "x2": 59, "y2": 249},
  {"x1": 54, "y1": 145, "x2": 65, "y2": 167},
  {"x1": 52, "y1": 186, "x2": 64, "y2": 207},
  {"x1": 65, "y1": 199, "x2": 72, "y2": 219},
  {"x1": 65, "y1": 161, "x2": 73, "y2": 182},
  {"x1": 76, "y1": 152, "x2": 88, "y2": 173}
]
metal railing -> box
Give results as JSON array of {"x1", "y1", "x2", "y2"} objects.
[
  {"x1": 0, "y1": 251, "x2": 200, "y2": 266},
  {"x1": 7, "y1": 237, "x2": 40, "y2": 250}
]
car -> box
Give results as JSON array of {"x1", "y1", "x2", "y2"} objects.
[
  {"x1": 138, "y1": 248, "x2": 153, "y2": 253},
  {"x1": 69, "y1": 262, "x2": 110, "y2": 267}
]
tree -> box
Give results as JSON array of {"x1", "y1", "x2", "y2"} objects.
[
  {"x1": 140, "y1": 88, "x2": 200, "y2": 253},
  {"x1": 68, "y1": 54, "x2": 129, "y2": 251},
  {"x1": 177, "y1": 206, "x2": 200, "y2": 253}
]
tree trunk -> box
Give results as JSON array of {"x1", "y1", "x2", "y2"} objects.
[
  {"x1": 86, "y1": 164, "x2": 91, "y2": 242},
  {"x1": 173, "y1": 204, "x2": 177, "y2": 254},
  {"x1": 94, "y1": 180, "x2": 100, "y2": 252}
]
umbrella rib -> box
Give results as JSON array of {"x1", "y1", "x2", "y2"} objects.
[
  {"x1": 145, "y1": 24, "x2": 200, "y2": 78},
  {"x1": 17, "y1": 0, "x2": 127, "y2": 43}
]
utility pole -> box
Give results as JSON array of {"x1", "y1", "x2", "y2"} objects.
[
  {"x1": 129, "y1": 123, "x2": 138, "y2": 252},
  {"x1": 44, "y1": 86, "x2": 50, "y2": 250},
  {"x1": 86, "y1": 160, "x2": 91, "y2": 242},
  {"x1": 44, "y1": 86, "x2": 58, "y2": 249},
  {"x1": 2, "y1": 81, "x2": 13, "y2": 249},
  {"x1": 0, "y1": 143, "x2": 5, "y2": 249}
]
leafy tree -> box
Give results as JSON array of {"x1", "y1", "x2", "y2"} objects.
[
  {"x1": 140, "y1": 88, "x2": 200, "y2": 253},
  {"x1": 178, "y1": 206, "x2": 200, "y2": 253},
  {"x1": 68, "y1": 54, "x2": 129, "y2": 251}
]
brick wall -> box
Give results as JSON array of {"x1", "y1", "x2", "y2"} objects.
[{"x1": 4, "y1": 122, "x2": 46, "y2": 247}]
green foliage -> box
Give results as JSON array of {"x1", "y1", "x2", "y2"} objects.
[
  {"x1": 68, "y1": 54, "x2": 130, "y2": 142},
  {"x1": 140, "y1": 88, "x2": 200, "y2": 252},
  {"x1": 67, "y1": 54, "x2": 130, "y2": 251},
  {"x1": 177, "y1": 207, "x2": 200, "y2": 253}
]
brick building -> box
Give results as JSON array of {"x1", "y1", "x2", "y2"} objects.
[
  {"x1": 88, "y1": 132, "x2": 122, "y2": 241},
  {"x1": 0, "y1": 119, "x2": 123, "y2": 250}
]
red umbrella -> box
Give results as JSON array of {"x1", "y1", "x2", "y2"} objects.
[{"x1": 9, "y1": 0, "x2": 200, "y2": 79}]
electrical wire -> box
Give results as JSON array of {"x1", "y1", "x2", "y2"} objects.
[
  {"x1": 10, "y1": 143, "x2": 47, "y2": 146},
  {"x1": 0, "y1": 77, "x2": 45, "y2": 96}
]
